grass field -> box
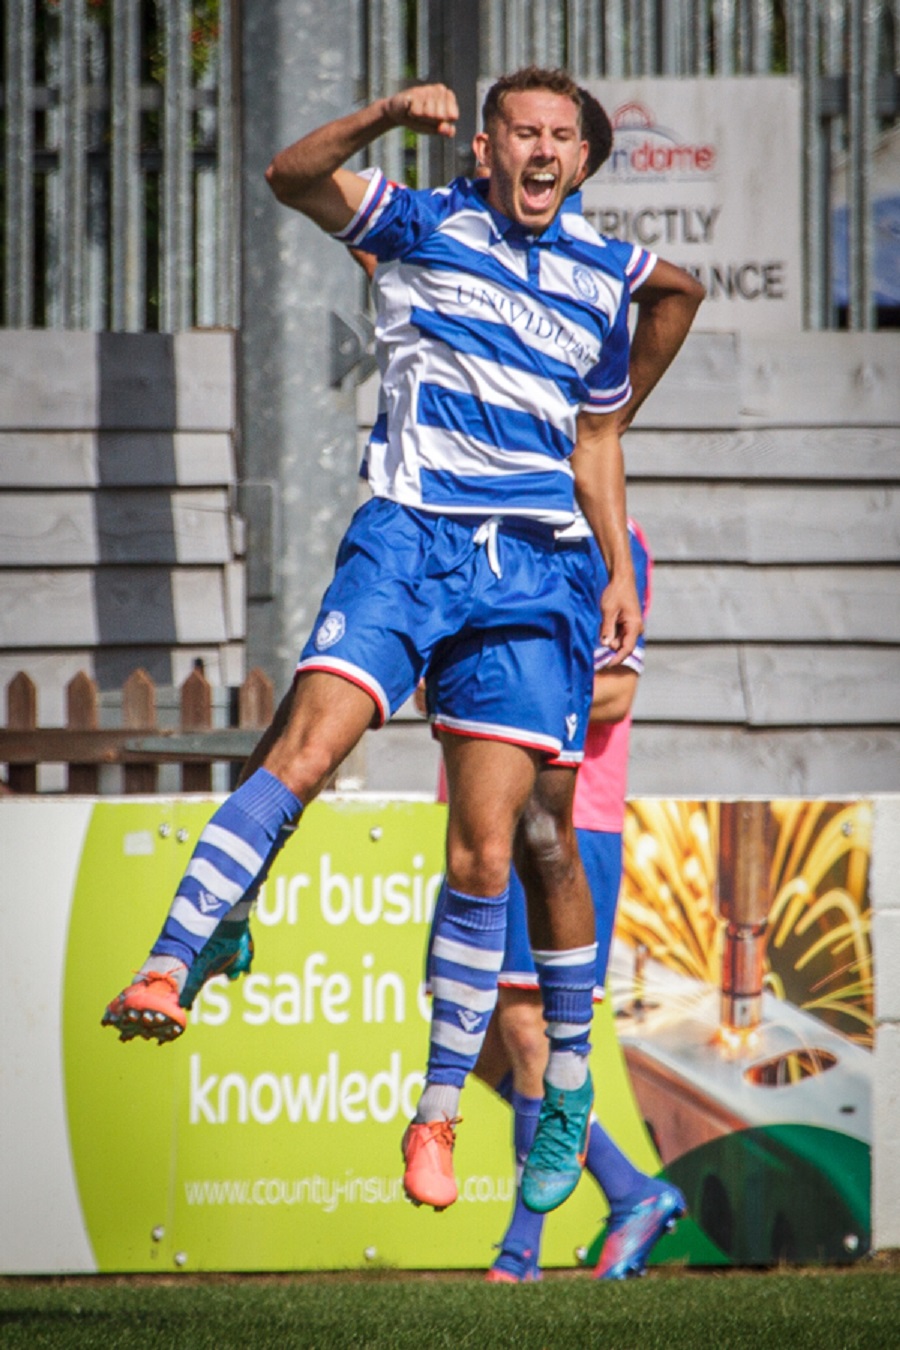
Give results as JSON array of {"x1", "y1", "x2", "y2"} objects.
[{"x1": 3, "y1": 1265, "x2": 900, "y2": 1350}]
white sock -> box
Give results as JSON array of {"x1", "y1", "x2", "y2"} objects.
[
  {"x1": 415, "y1": 1083, "x2": 462, "y2": 1122},
  {"x1": 138, "y1": 954, "x2": 188, "y2": 993},
  {"x1": 545, "y1": 1050, "x2": 589, "y2": 1092}
]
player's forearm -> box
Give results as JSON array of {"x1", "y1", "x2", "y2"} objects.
[
  {"x1": 266, "y1": 84, "x2": 458, "y2": 218},
  {"x1": 572, "y1": 419, "x2": 631, "y2": 578},
  {"x1": 572, "y1": 413, "x2": 642, "y2": 659},
  {"x1": 619, "y1": 295, "x2": 697, "y2": 429},
  {"x1": 266, "y1": 99, "x2": 396, "y2": 210}
]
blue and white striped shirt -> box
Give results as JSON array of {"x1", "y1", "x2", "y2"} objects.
[{"x1": 336, "y1": 173, "x2": 634, "y2": 527}]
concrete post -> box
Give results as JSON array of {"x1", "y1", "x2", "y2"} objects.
[{"x1": 240, "y1": 0, "x2": 363, "y2": 697}]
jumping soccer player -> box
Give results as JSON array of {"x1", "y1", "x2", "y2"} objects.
[
  {"x1": 400, "y1": 90, "x2": 703, "y2": 1222},
  {"x1": 104, "y1": 67, "x2": 642, "y2": 1215}
]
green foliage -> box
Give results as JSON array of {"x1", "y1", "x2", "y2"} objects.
[
  {"x1": 142, "y1": 0, "x2": 221, "y2": 85},
  {"x1": 40, "y1": 0, "x2": 220, "y2": 83}
]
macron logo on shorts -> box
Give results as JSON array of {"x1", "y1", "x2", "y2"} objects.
[
  {"x1": 566, "y1": 713, "x2": 579, "y2": 742},
  {"x1": 315, "y1": 611, "x2": 346, "y2": 650}
]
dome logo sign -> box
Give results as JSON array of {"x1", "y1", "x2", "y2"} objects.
[
  {"x1": 603, "y1": 101, "x2": 718, "y2": 183},
  {"x1": 576, "y1": 76, "x2": 803, "y2": 333}
]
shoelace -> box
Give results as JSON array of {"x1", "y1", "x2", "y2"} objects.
[
  {"x1": 414, "y1": 1115, "x2": 461, "y2": 1151},
  {"x1": 134, "y1": 970, "x2": 180, "y2": 991}
]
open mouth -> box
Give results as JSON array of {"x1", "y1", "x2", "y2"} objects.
[{"x1": 521, "y1": 169, "x2": 558, "y2": 215}]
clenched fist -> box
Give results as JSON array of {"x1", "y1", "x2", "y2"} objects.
[{"x1": 383, "y1": 84, "x2": 459, "y2": 138}]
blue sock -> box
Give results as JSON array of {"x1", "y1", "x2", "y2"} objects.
[
  {"x1": 493, "y1": 1090, "x2": 545, "y2": 1270},
  {"x1": 151, "y1": 768, "x2": 301, "y2": 967},
  {"x1": 495, "y1": 1070, "x2": 514, "y2": 1104},
  {"x1": 425, "y1": 885, "x2": 507, "y2": 1088},
  {"x1": 586, "y1": 1116, "x2": 653, "y2": 1208},
  {"x1": 533, "y1": 944, "x2": 597, "y2": 1084}
]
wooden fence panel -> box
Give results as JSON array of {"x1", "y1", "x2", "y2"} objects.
[
  {"x1": 629, "y1": 483, "x2": 899, "y2": 563},
  {"x1": 0, "y1": 667, "x2": 275, "y2": 795},
  {"x1": 0, "y1": 431, "x2": 235, "y2": 489},
  {"x1": 122, "y1": 669, "x2": 158, "y2": 795},
  {"x1": 66, "y1": 671, "x2": 99, "y2": 794},
  {"x1": 628, "y1": 725, "x2": 900, "y2": 796},
  {"x1": 649, "y1": 566, "x2": 900, "y2": 642},
  {"x1": 180, "y1": 666, "x2": 213, "y2": 793},
  {"x1": 0, "y1": 490, "x2": 233, "y2": 567},
  {"x1": 638, "y1": 644, "x2": 900, "y2": 726},
  {"x1": 0, "y1": 331, "x2": 244, "y2": 707},
  {"x1": 623, "y1": 427, "x2": 900, "y2": 482},
  {"x1": 6, "y1": 672, "x2": 36, "y2": 794}
]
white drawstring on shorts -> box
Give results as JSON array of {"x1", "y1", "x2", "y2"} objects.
[{"x1": 473, "y1": 516, "x2": 502, "y2": 578}]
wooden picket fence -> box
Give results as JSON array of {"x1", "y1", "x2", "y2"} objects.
[{"x1": 0, "y1": 667, "x2": 275, "y2": 795}]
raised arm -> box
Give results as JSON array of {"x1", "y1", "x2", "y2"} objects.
[
  {"x1": 265, "y1": 84, "x2": 459, "y2": 234},
  {"x1": 571, "y1": 411, "x2": 642, "y2": 665},
  {"x1": 618, "y1": 258, "x2": 705, "y2": 433}
]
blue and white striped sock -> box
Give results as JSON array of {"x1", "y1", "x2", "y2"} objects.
[
  {"x1": 417, "y1": 884, "x2": 507, "y2": 1119},
  {"x1": 148, "y1": 768, "x2": 301, "y2": 976},
  {"x1": 533, "y1": 944, "x2": 597, "y2": 1090}
]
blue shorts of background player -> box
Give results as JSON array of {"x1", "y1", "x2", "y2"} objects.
[{"x1": 499, "y1": 831, "x2": 622, "y2": 999}]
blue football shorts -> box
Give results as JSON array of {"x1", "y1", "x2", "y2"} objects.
[
  {"x1": 498, "y1": 827, "x2": 624, "y2": 1000},
  {"x1": 297, "y1": 496, "x2": 602, "y2": 761},
  {"x1": 551, "y1": 536, "x2": 607, "y2": 763}
]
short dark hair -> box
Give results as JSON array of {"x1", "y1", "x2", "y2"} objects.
[
  {"x1": 578, "y1": 87, "x2": 613, "y2": 177},
  {"x1": 481, "y1": 67, "x2": 583, "y2": 133}
]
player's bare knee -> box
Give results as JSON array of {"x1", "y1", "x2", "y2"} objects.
[
  {"x1": 263, "y1": 730, "x2": 342, "y2": 801},
  {"x1": 517, "y1": 799, "x2": 573, "y2": 876},
  {"x1": 446, "y1": 833, "x2": 513, "y2": 897},
  {"x1": 505, "y1": 1013, "x2": 545, "y2": 1064}
]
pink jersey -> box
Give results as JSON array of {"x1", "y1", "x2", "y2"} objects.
[
  {"x1": 572, "y1": 520, "x2": 653, "y2": 834},
  {"x1": 572, "y1": 715, "x2": 632, "y2": 832}
]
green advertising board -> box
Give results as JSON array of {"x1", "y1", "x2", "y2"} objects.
[{"x1": 63, "y1": 796, "x2": 662, "y2": 1273}]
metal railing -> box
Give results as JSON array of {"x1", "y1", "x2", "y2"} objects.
[
  {"x1": 2, "y1": 0, "x2": 897, "y2": 331},
  {"x1": 480, "y1": 0, "x2": 900, "y2": 329},
  {"x1": 363, "y1": 0, "x2": 900, "y2": 331},
  {"x1": 2, "y1": 0, "x2": 237, "y2": 331}
]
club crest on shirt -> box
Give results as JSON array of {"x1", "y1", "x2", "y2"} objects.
[
  {"x1": 315, "y1": 611, "x2": 346, "y2": 650},
  {"x1": 572, "y1": 265, "x2": 601, "y2": 303}
]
